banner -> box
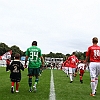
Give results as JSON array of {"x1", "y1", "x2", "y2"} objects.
[{"x1": 0, "y1": 50, "x2": 12, "y2": 60}]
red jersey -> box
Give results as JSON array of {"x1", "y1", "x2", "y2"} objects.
[
  {"x1": 68, "y1": 55, "x2": 78, "y2": 68},
  {"x1": 78, "y1": 63, "x2": 85, "y2": 70},
  {"x1": 86, "y1": 45, "x2": 100, "y2": 62},
  {"x1": 63, "y1": 60, "x2": 69, "y2": 67},
  {"x1": 6, "y1": 59, "x2": 11, "y2": 65}
]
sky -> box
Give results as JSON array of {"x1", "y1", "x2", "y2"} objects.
[{"x1": 0, "y1": 0, "x2": 100, "y2": 54}]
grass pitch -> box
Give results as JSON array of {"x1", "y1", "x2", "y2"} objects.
[{"x1": 0, "y1": 67, "x2": 100, "y2": 100}]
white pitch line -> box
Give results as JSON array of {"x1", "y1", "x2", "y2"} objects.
[{"x1": 49, "y1": 69, "x2": 56, "y2": 100}]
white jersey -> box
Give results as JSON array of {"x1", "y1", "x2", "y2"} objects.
[{"x1": 78, "y1": 63, "x2": 85, "y2": 70}]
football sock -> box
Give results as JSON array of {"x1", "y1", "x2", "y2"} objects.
[
  {"x1": 80, "y1": 76, "x2": 82, "y2": 80},
  {"x1": 16, "y1": 82, "x2": 19, "y2": 91},
  {"x1": 35, "y1": 78, "x2": 39, "y2": 84},
  {"x1": 95, "y1": 78, "x2": 98, "y2": 90},
  {"x1": 35, "y1": 78, "x2": 39, "y2": 85},
  {"x1": 11, "y1": 82, "x2": 15, "y2": 87},
  {"x1": 66, "y1": 70, "x2": 68, "y2": 75},
  {"x1": 28, "y1": 78, "x2": 32, "y2": 88},
  {"x1": 91, "y1": 81, "x2": 95, "y2": 94},
  {"x1": 69, "y1": 74, "x2": 73, "y2": 81}
]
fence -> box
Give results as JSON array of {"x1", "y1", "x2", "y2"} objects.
[
  {"x1": 0, "y1": 60, "x2": 6, "y2": 67},
  {"x1": 0, "y1": 60, "x2": 28, "y2": 67}
]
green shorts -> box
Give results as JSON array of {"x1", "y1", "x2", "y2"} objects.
[{"x1": 28, "y1": 67, "x2": 40, "y2": 76}]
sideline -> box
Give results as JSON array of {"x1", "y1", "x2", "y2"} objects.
[{"x1": 49, "y1": 69, "x2": 56, "y2": 100}]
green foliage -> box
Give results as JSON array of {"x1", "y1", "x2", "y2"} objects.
[
  {"x1": 0, "y1": 43, "x2": 10, "y2": 55},
  {"x1": 0, "y1": 43, "x2": 24, "y2": 59},
  {"x1": 10, "y1": 45, "x2": 23, "y2": 59},
  {"x1": 75, "y1": 51, "x2": 86, "y2": 60},
  {"x1": 0, "y1": 42, "x2": 86, "y2": 60}
]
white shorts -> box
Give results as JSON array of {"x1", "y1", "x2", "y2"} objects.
[
  {"x1": 69, "y1": 67, "x2": 76, "y2": 74},
  {"x1": 89, "y1": 62, "x2": 100, "y2": 78},
  {"x1": 65, "y1": 67, "x2": 69, "y2": 71},
  {"x1": 64, "y1": 67, "x2": 69, "y2": 73}
]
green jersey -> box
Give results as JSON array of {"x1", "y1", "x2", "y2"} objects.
[{"x1": 26, "y1": 46, "x2": 42, "y2": 68}]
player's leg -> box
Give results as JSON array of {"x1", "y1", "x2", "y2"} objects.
[
  {"x1": 39, "y1": 65, "x2": 43, "y2": 76},
  {"x1": 65, "y1": 67, "x2": 69, "y2": 77},
  {"x1": 10, "y1": 75, "x2": 15, "y2": 93},
  {"x1": 6, "y1": 64, "x2": 9, "y2": 72},
  {"x1": 28, "y1": 76, "x2": 33, "y2": 92},
  {"x1": 11, "y1": 81, "x2": 15, "y2": 93},
  {"x1": 74, "y1": 68, "x2": 78, "y2": 77},
  {"x1": 80, "y1": 70, "x2": 84, "y2": 83},
  {"x1": 95, "y1": 63, "x2": 100, "y2": 94},
  {"x1": 69, "y1": 67, "x2": 73, "y2": 83},
  {"x1": 72, "y1": 68, "x2": 76, "y2": 77},
  {"x1": 90, "y1": 77, "x2": 96, "y2": 96},
  {"x1": 89, "y1": 62, "x2": 96, "y2": 96},
  {"x1": 28, "y1": 68, "x2": 33, "y2": 92},
  {"x1": 72, "y1": 68, "x2": 76, "y2": 80},
  {"x1": 33, "y1": 68, "x2": 40, "y2": 92},
  {"x1": 95, "y1": 77, "x2": 98, "y2": 94},
  {"x1": 67, "y1": 67, "x2": 69, "y2": 77},
  {"x1": 16, "y1": 82, "x2": 19, "y2": 92},
  {"x1": 15, "y1": 74, "x2": 21, "y2": 92}
]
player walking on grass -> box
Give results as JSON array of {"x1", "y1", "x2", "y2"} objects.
[
  {"x1": 9, "y1": 53, "x2": 24, "y2": 93},
  {"x1": 24, "y1": 41, "x2": 44, "y2": 92},
  {"x1": 67, "y1": 52, "x2": 79, "y2": 83},
  {"x1": 63, "y1": 60, "x2": 69, "y2": 77},
  {"x1": 85, "y1": 37, "x2": 100, "y2": 96},
  {"x1": 77, "y1": 60, "x2": 86, "y2": 83}
]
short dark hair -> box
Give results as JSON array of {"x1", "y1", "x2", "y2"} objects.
[
  {"x1": 92, "y1": 37, "x2": 98, "y2": 43},
  {"x1": 32, "y1": 41, "x2": 37, "y2": 46},
  {"x1": 72, "y1": 52, "x2": 75, "y2": 55},
  {"x1": 15, "y1": 53, "x2": 20, "y2": 59},
  {"x1": 80, "y1": 60, "x2": 84, "y2": 63}
]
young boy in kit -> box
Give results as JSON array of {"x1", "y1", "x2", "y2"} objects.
[{"x1": 9, "y1": 53, "x2": 24, "y2": 93}]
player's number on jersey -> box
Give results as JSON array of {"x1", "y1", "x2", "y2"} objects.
[
  {"x1": 13, "y1": 65, "x2": 19, "y2": 73},
  {"x1": 30, "y1": 51, "x2": 38, "y2": 61},
  {"x1": 94, "y1": 50, "x2": 100, "y2": 59}
]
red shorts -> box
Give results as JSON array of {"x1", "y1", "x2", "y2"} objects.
[{"x1": 80, "y1": 69, "x2": 84, "y2": 76}]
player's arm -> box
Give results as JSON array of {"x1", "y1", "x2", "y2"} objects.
[
  {"x1": 40, "y1": 56, "x2": 45, "y2": 67},
  {"x1": 24, "y1": 56, "x2": 28, "y2": 68},
  {"x1": 63, "y1": 60, "x2": 67, "y2": 66},
  {"x1": 84, "y1": 64, "x2": 86, "y2": 71},
  {"x1": 85, "y1": 56, "x2": 89, "y2": 68},
  {"x1": 85, "y1": 56, "x2": 89, "y2": 62},
  {"x1": 20, "y1": 62, "x2": 24, "y2": 71}
]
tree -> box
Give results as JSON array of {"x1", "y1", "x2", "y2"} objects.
[
  {"x1": 10, "y1": 45, "x2": 24, "y2": 59},
  {"x1": 0, "y1": 43, "x2": 11, "y2": 56},
  {"x1": 0, "y1": 42, "x2": 87, "y2": 61}
]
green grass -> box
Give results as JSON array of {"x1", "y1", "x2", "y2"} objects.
[
  {"x1": 0, "y1": 67, "x2": 100, "y2": 100},
  {"x1": 53, "y1": 69, "x2": 100, "y2": 100},
  {"x1": 0, "y1": 67, "x2": 51, "y2": 100}
]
